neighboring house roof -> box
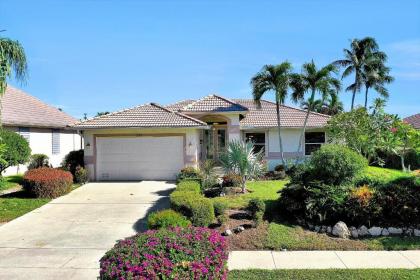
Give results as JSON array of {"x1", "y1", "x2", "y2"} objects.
[
  {"x1": 72, "y1": 103, "x2": 207, "y2": 129},
  {"x1": 165, "y1": 99, "x2": 196, "y2": 111},
  {"x1": 180, "y1": 94, "x2": 248, "y2": 112},
  {"x1": 404, "y1": 113, "x2": 420, "y2": 129},
  {"x1": 232, "y1": 99, "x2": 330, "y2": 128},
  {"x1": 1, "y1": 86, "x2": 78, "y2": 128}
]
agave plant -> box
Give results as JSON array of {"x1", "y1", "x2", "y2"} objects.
[{"x1": 220, "y1": 140, "x2": 265, "y2": 193}]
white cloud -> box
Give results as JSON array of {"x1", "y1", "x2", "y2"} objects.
[{"x1": 389, "y1": 39, "x2": 420, "y2": 55}]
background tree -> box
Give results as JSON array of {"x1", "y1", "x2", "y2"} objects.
[
  {"x1": 319, "y1": 90, "x2": 344, "y2": 116},
  {"x1": 362, "y1": 59, "x2": 393, "y2": 108},
  {"x1": 290, "y1": 61, "x2": 340, "y2": 157},
  {"x1": 334, "y1": 37, "x2": 385, "y2": 110},
  {"x1": 96, "y1": 111, "x2": 110, "y2": 117},
  {"x1": 0, "y1": 32, "x2": 27, "y2": 96},
  {"x1": 0, "y1": 129, "x2": 31, "y2": 174},
  {"x1": 251, "y1": 62, "x2": 292, "y2": 166},
  {"x1": 371, "y1": 97, "x2": 387, "y2": 116},
  {"x1": 300, "y1": 98, "x2": 323, "y2": 112}
]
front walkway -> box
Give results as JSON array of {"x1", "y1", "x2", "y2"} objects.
[
  {"x1": 0, "y1": 181, "x2": 175, "y2": 280},
  {"x1": 229, "y1": 250, "x2": 420, "y2": 269}
]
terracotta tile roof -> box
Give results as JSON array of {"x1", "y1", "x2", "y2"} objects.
[
  {"x1": 232, "y1": 99, "x2": 330, "y2": 128},
  {"x1": 180, "y1": 94, "x2": 248, "y2": 112},
  {"x1": 166, "y1": 99, "x2": 195, "y2": 111},
  {"x1": 404, "y1": 113, "x2": 420, "y2": 129},
  {"x1": 72, "y1": 103, "x2": 207, "y2": 129},
  {"x1": 1, "y1": 86, "x2": 78, "y2": 128}
]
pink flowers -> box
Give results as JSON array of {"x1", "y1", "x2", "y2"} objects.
[
  {"x1": 390, "y1": 127, "x2": 398, "y2": 133},
  {"x1": 99, "y1": 226, "x2": 228, "y2": 279}
]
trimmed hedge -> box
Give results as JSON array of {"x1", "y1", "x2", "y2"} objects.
[
  {"x1": 100, "y1": 227, "x2": 228, "y2": 279},
  {"x1": 23, "y1": 168, "x2": 73, "y2": 198},
  {"x1": 170, "y1": 179, "x2": 215, "y2": 227},
  {"x1": 147, "y1": 209, "x2": 191, "y2": 229}
]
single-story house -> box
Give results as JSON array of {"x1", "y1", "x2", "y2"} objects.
[
  {"x1": 404, "y1": 113, "x2": 420, "y2": 130},
  {"x1": 2, "y1": 86, "x2": 83, "y2": 175},
  {"x1": 72, "y1": 94, "x2": 329, "y2": 181}
]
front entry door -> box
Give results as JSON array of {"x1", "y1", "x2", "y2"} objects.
[{"x1": 204, "y1": 127, "x2": 226, "y2": 162}]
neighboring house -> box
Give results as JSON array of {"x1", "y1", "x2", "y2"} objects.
[
  {"x1": 404, "y1": 113, "x2": 420, "y2": 130},
  {"x1": 1, "y1": 86, "x2": 83, "y2": 175},
  {"x1": 72, "y1": 94, "x2": 330, "y2": 181}
]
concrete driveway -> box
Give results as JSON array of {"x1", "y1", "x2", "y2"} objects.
[{"x1": 0, "y1": 181, "x2": 175, "y2": 280}]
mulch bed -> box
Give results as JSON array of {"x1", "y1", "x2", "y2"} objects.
[{"x1": 213, "y1": 209, "x2": 269, "y2": 250}]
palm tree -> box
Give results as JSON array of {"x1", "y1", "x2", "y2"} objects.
[
  {"x1": 300, "y1": 98, "x2": 323, "y2": 112},
  {"x1": 251, "y1": 62, "x2": 292, "y2": 166},
  {"x1": 362, "y1": 59, "x2": 394, "y2": 108},
  {"x1": 0, "y1": 33, "x2": 27, "y2": 96},
  {"x1": 334, "y1": 37, "x2": 385, "y2": 110},
  {"x1": 320, "y1": 90, "x2": 344, "y2": 116},
  {"x1": 370, "y1": 97, "x2": 387, "y2": 116},
  {"x1": 290, "y1": 61, "x2": 341, "y2": 157}
]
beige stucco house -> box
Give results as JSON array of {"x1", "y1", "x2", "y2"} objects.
[
  {"x1": 72, "y1": 94, "x2": 329, "y2": 181},
  {"x1": 2, "y1": 86, "x2": 83, "y2": 175}
]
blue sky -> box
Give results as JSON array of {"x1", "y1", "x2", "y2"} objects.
[{"x1": 2, "y1": 0, "x2": 419, "y2": 119}]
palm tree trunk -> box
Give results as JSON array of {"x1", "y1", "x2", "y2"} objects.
[
  {"x1": 296, "y1": 89, "x2": 315, "y2": 162},
  {"x1": 351, "y1": 87, "x2": 356, "y2": 110},
  {"x1": 275, "y1": 100, "x2": 286, "y2": 167},
  {"x1": 364, "y1": 86, "x2": 369, "y2": 109}
]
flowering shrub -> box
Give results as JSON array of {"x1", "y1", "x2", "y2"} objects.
[
  {"x1": 23, "y1": 168, "x2": 73, "y2": 198},
  {"x1": 99, "y1": 227, "x2": 228, "y2": 279}
]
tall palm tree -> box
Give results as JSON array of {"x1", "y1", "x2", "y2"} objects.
[
  {"x1": 290, "y1": 61, "x2": 341, "y2": 157},
  {"x1": 334, "y1": 37, "x2": 384, "y2": 110},
  {"x1": 300, "y1": 98, "x2": 323, "y2": 112},
  {"x1": 251, "y1": 62, "x2": 292, "y2": 166},
  {"x1": 362, "y1": 58, "x2": 394, "y2": 108},
  {"x1": 370, "y1": 97, "x2": 387, "y2": 116},
  {"x1": 320, "y1": 90, "x2": 344, "y2": 116},
  {"x1": 0, "y1": 33, "x2": 27, "y2": 96}
]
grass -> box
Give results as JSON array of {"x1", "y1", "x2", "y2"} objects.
[
  {"x1": 0, "y1": 175, "x2": 23, "y2": 192},
  {"x1": 0, "y1": 177, "x2": 81, "y2": 223},
  {"x1": 363, "y1": 166, "x2": 416, "y2": 183},
  {"x1": 265, "y1": 223, "x2": 420, "y2": 251},
  {"x1": 229, "y1": 269, "x2": 420, "y2": 280},
  {"x1": 210, "y1": 180, "x2": 287, "y2": 209}
]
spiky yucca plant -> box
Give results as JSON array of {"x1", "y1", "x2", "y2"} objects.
[{"x1": 220, "y1": 140, "x2": 265, "y2": 193}]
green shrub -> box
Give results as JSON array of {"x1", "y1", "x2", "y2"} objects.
[
  {"x1": 62, "y1": 149, "x2": 84, "y2": 176},
  {"x1": 176, "y1": 166, "x2": 202, "y2": 182},
  {"x1": 248, "y1": 198, "x2": 266, "y2": 226},
  {"x1": 190, "y1": 198, "x2": 215, "y2": 227},
  {"x1": 176, "y1": 180, "x2": 201, "y2": 193},
  {"x1": 23, "y1": 168, "x2": 73, "y2": 198},
  {"x1": 221, "y1": 172, "x2": 242, "y2": 188},
  {"x1": 213, "y1": 201, "x2": 228, "y2": 217},
  {"x1": 0, "y1": 129, "x2": 31, "y2": 173},
  {"x1": 310, "y1": 144, "x2": 368, "y2": 185},
  {"x1": 147, "y1": 209, "x2": 191, "y2": 229},
  {"x1": 74, "y1": 166, "x2": 88, "y2": 184},
  {"x1": 28, "y1": 154, "x2": 50, "y2": 170},
  {"x1": 169, "y1": 191, "x2": 199, "y2": 215},
  {"x1": 217, "y1": 213, "x2": 228, "y2": 225}
]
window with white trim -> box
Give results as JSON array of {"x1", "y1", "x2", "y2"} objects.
[
  {"x1": 305, "y1": 132, "x2": 325, "y2": 155},
  {"x1": 18, "y1": 127, "x2": 30, "y2": 143},
  {"x1": 52, "y1": 129, "x2": 60, "y2": 155},
  {"x1": 245, "y1": 132, "x2": 265, "y2": 154}
]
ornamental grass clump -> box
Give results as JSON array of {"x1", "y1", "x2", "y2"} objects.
[{"x1": 99, "y1": 227, "x2": 228, "y2": 280}]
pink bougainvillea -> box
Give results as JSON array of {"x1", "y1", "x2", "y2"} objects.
[{"x1": 100, "y1": 226, "x2": 228, "y2": 280}]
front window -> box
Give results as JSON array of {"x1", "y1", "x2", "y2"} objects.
[
  {"x1": 245, "y1": 132, "x2": 265, "y2": 154},
  {"x1": 305, "y1": 132, "x2": 325, "y2": 155}
]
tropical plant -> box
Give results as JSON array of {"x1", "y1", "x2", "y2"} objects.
[
  {"x1": 334, "y1": 37, "x2": 386, "y2": 110},
  {"x1": 251, "y1": 62, "x2": 292, "y2": 166},
  {"x1": 319, "y1": 90, "x2": 344, "y2": 115},
  {"x1": 362, "y1": 58, "x2": 393, "y2": 108},
  {"x1": 199, "y1": 159, "x2": 218, "y2": 190},
  {"x1": 0, "y1": 129, "x2": 31, "y2": 174},
  {"x1": 290, "y1": 61, "x2": 341, "y2": 157},
  {"x1": 371, "y1": 97, "x2": 387, "y2": 116},
  {"x1": 0, "y1": 33, "x2": 27, "y2": 96},
  {"x1": 28, "y1": 154, "x2": 50, "y2": 170},
  {"x1": 300, "y1": 98, "x2": 323, "y2": 112},
  {"x1": 220, "y1": 140, "x2": 265, "y2": 193}
]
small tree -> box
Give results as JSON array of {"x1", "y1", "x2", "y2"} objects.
[
  {"x1": 220, "y1": 140, "x2": 265, "y2": 193},
  {"x1": 0, "y1": 129, "x2": 31, "y2": 174}
]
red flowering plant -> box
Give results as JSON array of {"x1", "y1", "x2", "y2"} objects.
[
  {"x1": 23, "y1": 167, "x2": 73, "y2": 198},
  {"x1": 99, "y1": 226, "x2": 228, "y2": 280}
]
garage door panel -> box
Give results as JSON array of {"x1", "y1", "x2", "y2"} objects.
[{"x1": 96, "y1": 136, "x2": 184, "y2": 181}]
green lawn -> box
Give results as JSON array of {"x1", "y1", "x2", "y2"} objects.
[
  {"x1": 211, "y1": 180, "x2": 287, "y2": 209},
  {"x1": 229, "y1": 269, "x2": 420, "y2": 280},
  {"x1": 0, "y1": 175, "x2": 23, "y2": 192},
  {"x1": 363, "y1": 166, "x2": 416, "y2": 182}
]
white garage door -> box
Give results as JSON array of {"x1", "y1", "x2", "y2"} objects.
[{"x1": 96, "y1": 136, "x2": 184, "y2": 181}]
